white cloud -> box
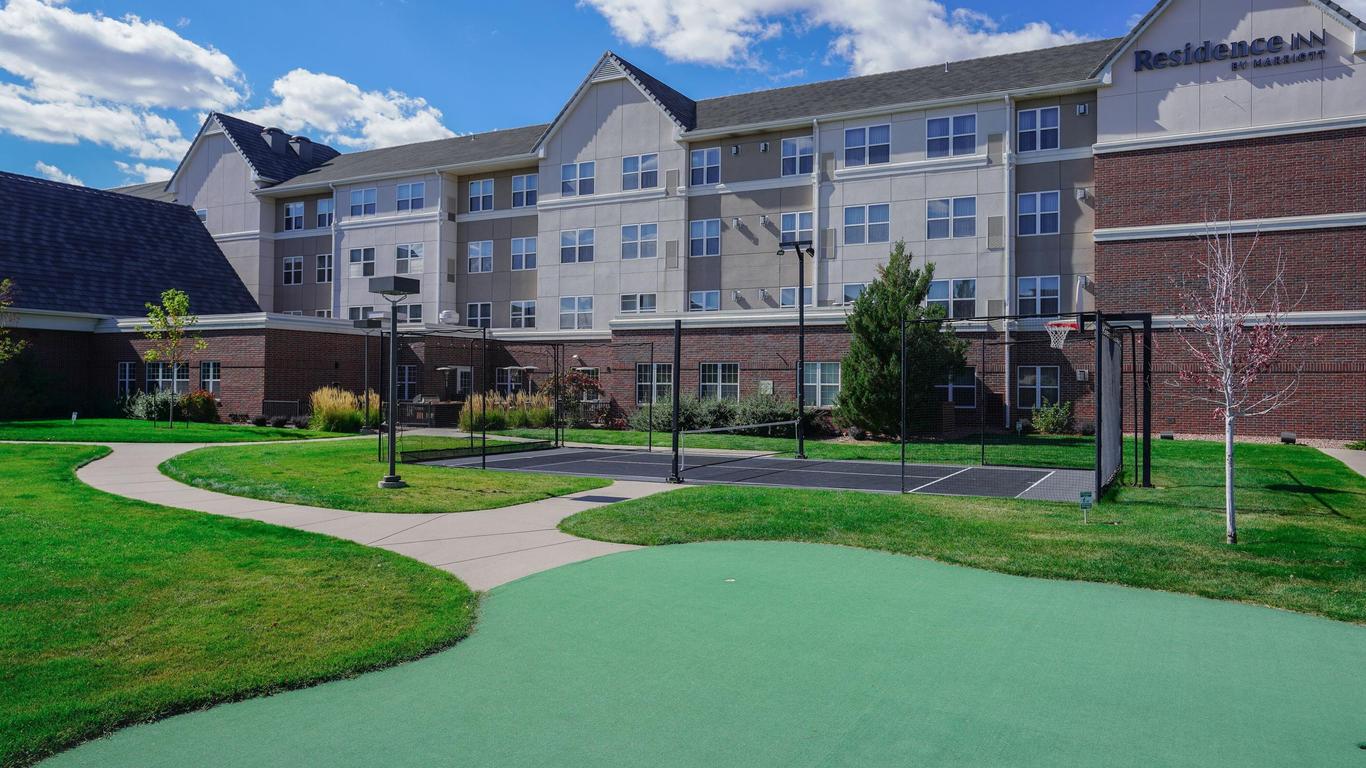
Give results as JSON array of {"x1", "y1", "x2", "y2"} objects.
[
  {"x1": 33, "y1": 160, "x2": 83, "y2": 185},
  {"x1": 583, "y1": 0, "x2": 1087, "y2": 74},
  {"x1": 114, "y1": 161, "x2": 174, "y2": 183},
  {"x1": 240, "y1": 69, "x2": 455, "y2": 150},
  {"x1": 0, "y1": 82, "x2": 190, "y2": 159}
]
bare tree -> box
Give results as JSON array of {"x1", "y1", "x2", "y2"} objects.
[
  {"x1": 0, "y1": 278, "x2": 27, "y2": 365},
  {"x1": 1174, "y1": 195, "x2": 1316, "y2": 544}
]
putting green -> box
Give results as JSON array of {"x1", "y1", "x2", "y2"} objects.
[{"x1": 45, "y1": 542, "x2": 1366, "y2": 767}]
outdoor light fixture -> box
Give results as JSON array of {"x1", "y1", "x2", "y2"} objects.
[
  {"x1": 759, "y1": 141, "x2": 770, "y2": 152},
  {"x1": 732, "y1": 289, "x2": 742, "y2": 302},
  {"x1": 730, "y1": 145, "x2": 740, "y2": 155},
  {"x1": 760, "y1": 214, "x2": 769, "y2": 225},
  {"x1": 778, "y1": 238, "x2": 815, "y2": 459},
  {"x1": 731, "y1": 217, "x2": 742, "y2": 228},
  {"x1": 369, "y1": 275, "x2": 420, "y2": 489}
]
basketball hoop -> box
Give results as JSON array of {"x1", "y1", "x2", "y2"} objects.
[{"x1": 1044, "y1": 318, "x2": 1078, "y2": 350}]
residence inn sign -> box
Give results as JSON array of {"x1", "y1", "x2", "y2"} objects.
[{"x1": 1133, "y1": 28, "x2": 1328, "y2": 71}]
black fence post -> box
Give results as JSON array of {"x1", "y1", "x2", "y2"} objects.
[
  {"x1": 668, "y1": 319, "x2": 683, "y2": 483},
  {"x1": 1142, "y1": 313, "x2": 1153, "y2": 487},
  {"x1": 899, "y1": 314, "x2": 906, "y2": 494}
]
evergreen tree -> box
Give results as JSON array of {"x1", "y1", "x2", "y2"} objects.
[{"x1": 838, "y1": 241, "x2": 966, "y2": 436}]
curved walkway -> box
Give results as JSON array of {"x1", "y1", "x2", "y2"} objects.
[{"x1": 76, "y1": 442, "x2": 672, "y2": 590}]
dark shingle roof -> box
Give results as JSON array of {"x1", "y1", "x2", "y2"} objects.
[
  {"x1": 212, "y1": 112, "x2": 341, "y2": 183},
  {"x1": 692, "y1": 38, "x2": 1122, "y2": 130},
  {"x1": 0, "y1": 172, "x2": 260, "y2": 317},
  {"x1": 109, "y1": 180, "x2": 176, "y2": 203},
  {"x1": 610, "y1": 52, "x2": 697, "y2": 129}
]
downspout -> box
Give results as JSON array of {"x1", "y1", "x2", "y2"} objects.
[
  {"x1": 328, "y1": 182, "x2": 340, "y2": 319},
  {"x1": 435, "y1": 172, "x2": 445, "y2": 326},
  {"x1": 811, "y1": 117, "x2": 820, "y2": 300},
  {"x1": 1002, "y1": 95, "x2": 1015, "y2": 430}
]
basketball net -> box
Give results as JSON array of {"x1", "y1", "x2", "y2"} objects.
[{"x1": 1044, "y1": 318, "x2": 1078, "y2": 350}]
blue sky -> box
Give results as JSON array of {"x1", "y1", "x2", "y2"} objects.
[{"x1": 0, "y1": 0, "x2": 1165, "y2": 189}]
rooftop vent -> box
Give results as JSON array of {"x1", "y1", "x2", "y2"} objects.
[
  {"x1": 593, "y1": 57, "x2": 625, "y2": 81},
  {"x1": 289, "y1": 135, "x2": 313, "y2": 163},
  {"x1": 261, "y1": 127, "x2": 288, "y2": 154}
]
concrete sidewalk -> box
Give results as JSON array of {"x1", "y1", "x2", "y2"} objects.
[
  {"x1": 1321, "y1": 447, "x2": 1366, "y2": 479},
  {"x1": 75, "y1": 442, "x2": 673, "y2": 590}
]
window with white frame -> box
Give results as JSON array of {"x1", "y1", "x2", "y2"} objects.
[
  {"x1": 700, "y1": 362, "x2": 740, "y2": 401},
  {"x1": 780, "y1": 286, "x2": 813, "y2": 307},
  {"x1": 781, "y1": 136, "x2": 814, "y2": 176},
  {"x1": 927, "y1": 278, "x2": 976, "y2": 318},
  {"x1": 844, "y1": 124, "x2": 890, "y2": 166},
  {"x1": 937, "y1": 367, "x2": 976, "y2": 408},
  {"x1": 636, "y1": 362, "x2": 672, "y2": 404},
  {"x1": 467, "y1": 179, "x2": 493, "y2": 211},
  {"x1": 689, "y1": 290, "x2": 720, "y2": 312},
  {"x1": 397, "y1": 243, "x2": 424, "y2": 275},
  {"x1": 283, "y1": 201, "x2": 304, "y2": 231},
  {"x1": 1018, "y1": 275, "x2": 1061, "y2": 316},
  {"x1": 1017, "y1": 366, "x2": 1061, "y2": 410},
  {"x1": 803, "y1": 362, "x2": 841, "y2": 407},
  {"x1": 315, "y1": 309, "x2": 332, "y2": 318},
  {"x1": 689, "y1": 218, "x2": 720, "y2": 257},
  {"x1": 622, "y1": 153, "x2": 658, "y2": 190},
  {"x1": 510, "y1": 300, "x2": 536, "y2": 328},
  {"x1": 1017, "y1": 107, "x2": 1060, "y2": 152},
  {"x1": 842, "y1": 283, "x2": 867, "y2": 304},
  {"x1": 574, "y1": 367, "x2": 601, "y2": 402},
  {"x1": 282, "y1": 256, "x2": 303, "y2": 285},
  {"x1": 560, "y1": 162, "x2": 595, "y2": 196},
  {"x1": 466, "y1": 241, "x2": 492, "y2": 273},
  {"x1": 689, "y1": 148, "x2": 720, "y2": 185},
  {"x1": 780, "y1": 211, "x2": 813, "y2": 244},
  {"x1": 347, "y1": 306, "x2": 374, "y2": 321},
  {"x1": 397, "y1": 304, "x2": 423, "y2": 324},
  {"x1": 559, "y1": 229, "x2": 594, "y2": 263},
  {"x1": 495, "y1": 367, "x2": 525, "y2": 396},
  {"x1": 283, "y1": 310, "x2": 303, "y2": 316},
  {"x1": 316, "y1": 253, "x2": 333, "y2": 283},
  {"x1": 559, "y1": 296, "x2": 593, "y2": 329},
  {"x1": 349, "y1": 188, "x2": 376, "y2": 216},
  {"x1": 620, "y1": 293, "x2": 656, "y2": 314},
  {"x1": 843, "y1": 204, "x2": 890, "y2": 244},
  {"x1": 397, "y1": 364, "x2": 417, "y2": 400},
  {"x1": 512, "y1": 174, "x2": 537, "y2": 207},
  {"x1": 466, "y1": 302, "x2": 491, "y2": 328},
  {"x1": 348, "y1": 247, "x2": 374, "y2": 277},
  {"x1": 621, "y1": 223, "x2": 658, "y2": 259},
  {"x1": 146, "y1": 361, "x2": 188, "y2": 394},
  {"x1": 397, "y1": 182, "x2": 425, "y2": 211},
  {"x1": 511, "y1": 237, "x2": 536, "y2": 270},
  {"x1": 926, "y1": 196, "x2": 976, "y2": 239},
  {"x1": 116, "y1": 361, "x2": 137, "y2": 399},
  {"x1": 316, "y1": 198, "x2": 334, "y2": 227},
  {"x1": 453, "y1": 366, "x2": 473, "y2": 396},
  {"x1": 1018, "y1": 191, "x2": 1060, "y2": 235},
  {"x1": 927, "y1": 114, "x2": 976, "y2": 158}
]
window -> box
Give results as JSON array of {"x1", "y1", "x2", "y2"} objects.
[
  {"x1": 467, "y1": 179, "x2": 493, "y2": 212},
  {"x1": 780, "y1": 286, "x2": 813, "y2": 307},
  {"x1": 283, "y1": 310, "x2": 304, "y2": 316},
  {"x1": 195, "y1": 209, "x2": 208, "y2": 223},
  {"x1": 844, "y1": 124, "x2": 890, "y2": 166},
  {"x1": 700, "y1": 362, "x2": 740, "y2": 401},
  {"x1": 620, "y1": 293, "x2": 657, "y2": 314},
  {"x1": 574, "y1": 367, "x2": 601, "y2": 402},
  {"x1": 559, "y1": 296, "x2": 593, "y2": 329},
  {"x1": 1017, "y1": 107, "x2": 1060, "y2": 152},
  {"x1": 781, "y1": 136, "x2": 814, "y2": 176},
  {"x1": 689, "y1": 148, "x2": 720, "y2": 185},
  {"x1": 397, "y1": 243, "x2": 424, "y2": 275},
  {"x1": 622, "y1": 153, "x2": 658, "y2": 190},
  {"x1": 316, "y1": 198, "x2": 334, "y2": 227},
  {"x1": 282, "y1": 256, "x2": 303, "y2": 285},
  {"x1": 559, "y1": 229, "x2": 594, "y2": 263},
  {"x1": 465, "y1": 241, "x2": 492, "y2": 273},
  {"x1": 197, "y1": 361, "x2": 221, "y2": 396},
  {"x1": 511, "y1": 237, "x2": 537, "y2": 270},
  {"x1": 510, "y1": 300, "x2": 536, "y2": 328},
  {"x1": 495, "y1": 367, "x2": 524, "y2": 396},
  {"x1": 689, "y1": 218, "x2": 720, "y2": 257},
  {"x1": 927, "y1": 114, "x2": 976, "y2": 158},
  {"x1": 283, "y1": 201, "x2": 304, "y2": 231},
  {"x1": 1018, "y1": 191, "x2": 1060, "y2": 236},
  {"x1": 146, "y1": 362, "x2": 188, "y2": 394},
  {"x1": 926, "y1": 197, "x2": 976, "y2": 239},
  {"x1": 397, "y1": 304, "x2": 423, "y2": 324},
  {"x1": 621, "y1": 223, "x2": 658, "y2": 259},
  {"x1": 349, "y1": 187, "x2": 376, "y2": 216},
  {"x1": 116, "y1": 361, "x2": 137, "y2": 399},
  {"x1": 780, "y1": 211, "x2": 813, "y2": 244},
  {"x1": 397, "y1": 182, "x2": 425, "y2": 211},
  {"x1": 453, "y1": 367, "x2": 473, "y2": 396},
  {"x1": 315, "y1": 309, "x2": 332, "y2": 318},
  {"x1": 1017, "y1": 366, "x2": 1061, "y2": 410},
  {"x1": 843, "y1": 204, "x2": 890, "y2": 244},
  {"x1": 347, "y1": 306, "x2": 374, "y2": 321},
  {"x1": 636, "y1": 362, "x2": 672, "y2": 404},
  {"x1": 842, "y1": 283, "x2": 867, "y2": 304},
  {"x1": 927, "y1": 278, "x2": 976, "y2": 318},
  {"x1": 512, "y1": 174, "x2": 538, "y2": 207},
  {"x1": 466, "y1": 302, "x2": 491, "y2": 328},
  {"x1": 937, "y1": 368, "x2": 976, "y2": 408},
  {"x1": 803, "y1": 362, "x2": 841, "y2": 407},
  {"x1": 397, "y1": 365, "x2": 417, "y2": 400},
  {"x1": 560, "y1": 162, "x2": 595, "y2": 196},
  {"x1": 315, "y1": 253, "x2": 333, "y2": 283},
  {"x1": 689, "y1": 290, "x2": 720, "y2": 312},
  {"x1": 348, "y1": 247, "x2": 375, "y2": 277},
  {"x1": 1018, "y1": 275, "x2": 1061, "y2": 316}
]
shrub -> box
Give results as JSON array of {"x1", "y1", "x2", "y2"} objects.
[
  {"x1": 251, "y1": 415, "x2": 268, "y2": 427},
  {"x1": 122, "y1": 390, "x2": 176, "y2": 421},
  {"x1": 270, "y1": 415, "x2": 289, "y2": 428},
  {"x1": 458, "y1": 391, "x2": 555, "y2": 432},
  {"x1": 735, "y1": 394, "x2": 800, "y2": 435},
  {"x1": 179, "y1": 389, "x2": 219, "y2": 422},
  {"x1": 1031, "y1": 401, "x2": 1074, "y2": 435},
  {"x1": 359, "y1": 390, "x2": 381, "y2": 428},
  {"x1": 289, "y1": 416, "x2": 310, "y2": 429},
  {"x1": 307, "y1": 386, "x2": 364, "y2": 433}
]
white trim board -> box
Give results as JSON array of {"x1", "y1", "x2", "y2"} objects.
[
  {"x1": 832, "y1": 153, "x2": 988, "y2": 181},
  {"x1": 537, "y1": 186, "x2": 669, "y2": 212},
  {"x1": 454, "y1": 208, "x2": 540, "y2": 224},
  {"x1": 684, "y1": 175, "x2": 812, "y2": 197},
  {"x1": 1015, "y1": 146, "x2": 1093, "y2": 165},
  {"x1": 1093, "y1": 114, "x2": 1366, "y2": 155},
  {"x1": 1094, "y1": 211, "x2": 1366, "y2": 241}
]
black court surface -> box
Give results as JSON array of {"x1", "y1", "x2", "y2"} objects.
[{"x1": 428, "y1": 447, "x2": 1093, "y2": 502}]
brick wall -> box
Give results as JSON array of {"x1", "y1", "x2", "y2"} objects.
[
  {"x1": 92, "y1": 330, "x2": 267, "y2": 418},
  {"x1": 6, "y1": 329, "x2": 95, "y2": 416}
]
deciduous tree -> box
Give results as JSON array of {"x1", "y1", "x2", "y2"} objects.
[{"x1": 141, "y1": 289, "x2": 207, "y2": 428}]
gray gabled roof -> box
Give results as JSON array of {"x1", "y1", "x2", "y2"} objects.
[
  {"x1": 212, "y1": 113, "x2": 341, "y2": 183},
  {"x1": 609, "y1": 52, "x2": 697, "y2": 129},
  {"x1": 109, "y1": 180, "x2": 176, "y2": 203}
]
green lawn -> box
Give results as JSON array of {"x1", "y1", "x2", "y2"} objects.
[
  {"x1": 563, "y1": 439, "x2": 1366, "y2": 624},
  {"x1": 162, "y1": 437, "x2": 610, "y2": 514},
  {"x1": 0, "y1": 444, "x2": 477, "y2": 767},
  {"x1": 0, "y1": 418, "x2": 346, "y2": 443},
  {"x1": 496, "y1": 426, "x2": 1097, "y2": 468}
]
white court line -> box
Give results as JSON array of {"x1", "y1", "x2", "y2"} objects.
[
  {"x1": 452, "y1": 451, "x2": 949, "y2": 483},
  {"x1": 1015, "y1": 470, "x2": 1057, "y2": 498},
  {"x1": 904, "y1": 465, "x2": 974, "y2": 493}
]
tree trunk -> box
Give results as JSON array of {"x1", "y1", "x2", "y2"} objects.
[{"x1": 1224, "y1": 412, "x2": 1237, "y2": 544}]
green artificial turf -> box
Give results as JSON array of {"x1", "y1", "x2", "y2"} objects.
[
  {"x1": 0, "y1": 418, "x2": 345, "y2": 443},
  {"x1": 43, "y1": 542, "x2": 1366, "y2": 767},
  {"x1": 563, "y1": 440, "x2": 1366, "y2": 624},
  {"x1": 0, "y1": 444, "x2": 476, "y2": 767},
  {"x1": 161, "y1": 436, "x2": 610, "y2": 514}
]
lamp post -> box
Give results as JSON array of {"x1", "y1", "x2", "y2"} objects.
[
  {"x1": 352, "y1": 317, "x2": 382, "y2": 432},
  {"x1": 369, "y1": 276, "x2": 420, "y2": 489},
  {"x1": 778, "y1": 239, "x2": 814, "y2": 459}
]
